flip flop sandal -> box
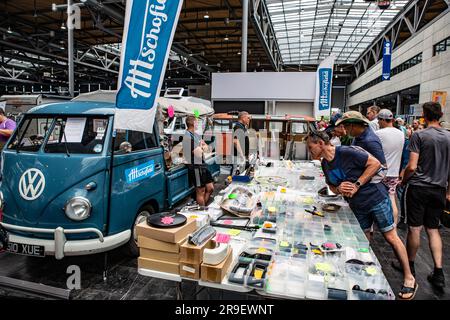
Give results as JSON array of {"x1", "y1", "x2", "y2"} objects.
[{"x1": 398, "y1": 282, "x2": 418, "y2": 300}]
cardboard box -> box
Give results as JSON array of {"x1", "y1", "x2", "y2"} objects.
[
  {"x1": 180, "y1": 239, "x2": 215, "y2": 264},
  {"x1": 179, "y1": 262, "x2": 201, "y2": 279},
  {"x1": 200, "y1": 247, "x2": 233, "y2": 283},
  {"x1": 138, "y1": 236, "x2": 184, "y2": 253},
  {"x1": 139, "y1": 248, "x2": 179, "y2": 263},
  {"x1": 138, "y1": 257, "x2": 179, "y2": 275},
  {"x1": 136, "y1": 218, "x2": 197, "y2": 243}
]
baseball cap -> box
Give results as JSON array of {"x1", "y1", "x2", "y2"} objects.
[
  {"x1": 335, "y1": 111, "x2": 370, "y2": 126},
  {"x1": 378, "y1": 109, "x2": 394, "y2": 120}
]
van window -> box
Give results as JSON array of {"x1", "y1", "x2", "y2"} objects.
[
  {"x1": 7, "y1": 116, "x2": 53, "y2": 152},
  {"x1": 291, "y1": 122, "x2": 308, "y2": 134},
  {"x1": 44, "y1": 116, "x2": 109, "y2": 154},
  {"x1": 144, "y1": 132, "x2": 158, "y2": 149},
  {"x1": 113, "y1": 130, "x2": 158, "y2": 153}
]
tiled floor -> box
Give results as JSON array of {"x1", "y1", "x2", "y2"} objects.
[{"x1": 0, "y1": 177, "x2": 448, "y2": 300}]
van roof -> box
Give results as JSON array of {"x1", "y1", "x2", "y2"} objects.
[{"x1": 28, "y1": 101, "x2": 116, "y2": 115}]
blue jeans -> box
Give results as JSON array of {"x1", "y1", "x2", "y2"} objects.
[{"x1": 351, "y1": 196, "x2": 395, "y2": 233}]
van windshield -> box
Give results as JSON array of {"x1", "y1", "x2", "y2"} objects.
[
  {"x1": 7, "y1": 115, "x2": 109, "y2": 154},
  {"x1": 45, "y1": 116, "x2": 109, "y2": 154},
  {"x1": 7, "y1": 116, "x2": 53, "y2": 152}
]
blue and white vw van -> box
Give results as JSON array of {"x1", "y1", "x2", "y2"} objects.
[{"x1": 0, "y1": 98, "x2": 208, "y2": 259}]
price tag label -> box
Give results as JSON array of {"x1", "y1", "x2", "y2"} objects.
[{"x1": 227, "y1": 229, "x2": 241, "y2": 236}]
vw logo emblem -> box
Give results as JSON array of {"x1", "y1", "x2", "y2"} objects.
[{"x1": 19, "y1": 169, "x2": 46, "y2": 201}]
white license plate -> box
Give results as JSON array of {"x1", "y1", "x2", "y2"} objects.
[{"x1": 7, "y1": 242, "x2": 45, "y2": 257}]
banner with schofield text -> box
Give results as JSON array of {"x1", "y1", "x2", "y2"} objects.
[
  {"x1": 314, "y1": 55, "x2": 335, "y2": 119},
  {"x1": 115, "y1": 0, "x2": 183, "y2": 133}
]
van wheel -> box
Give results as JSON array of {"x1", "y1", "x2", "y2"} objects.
[{"x1": 123, "y1": 205, "x2": 155, "y2": 257}]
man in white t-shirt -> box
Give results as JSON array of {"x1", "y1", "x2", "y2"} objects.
[{"x1": 376, "y1": 109, "x2": 405, "y2": 224}]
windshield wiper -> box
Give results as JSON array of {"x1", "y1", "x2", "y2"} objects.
[{"x1": 59, "y1": 121, "x2": 71, "y2": 157}]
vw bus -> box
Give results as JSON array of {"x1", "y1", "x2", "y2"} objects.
[{"x1": 0, "y1": 99, "x2": 205, "y2": 259}]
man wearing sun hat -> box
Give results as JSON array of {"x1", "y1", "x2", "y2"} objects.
[{"x1": 336, "y1": 111, "x2": 387, "y2": 167}]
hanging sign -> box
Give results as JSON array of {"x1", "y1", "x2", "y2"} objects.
[{"x1": 382, "y1": 40, "x2": 391, "y2": 81}]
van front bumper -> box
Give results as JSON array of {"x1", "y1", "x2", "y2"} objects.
[{"x1": 0, "y1": 222, "x2": 131, "y2": 260}]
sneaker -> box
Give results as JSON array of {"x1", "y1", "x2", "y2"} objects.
[{"x1": 427, "y1": 272, "x2": 445, "y2": 289}]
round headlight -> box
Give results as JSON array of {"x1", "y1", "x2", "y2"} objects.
[
  {"x1": 0, "y1": 191, "x2": 4, "y2": 211},
  {"x1": 65, "y1": 197, "x2": 91, "y2": 221}
]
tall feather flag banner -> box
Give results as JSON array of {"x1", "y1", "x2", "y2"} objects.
[
  {"x1": 314, "y1": 55, "x2": 335, "y2": 119},
  {"x1": 115, "y1": 0, "x2": 183, "y2": 133}
]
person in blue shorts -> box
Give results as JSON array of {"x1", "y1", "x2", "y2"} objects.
[{"x1": 306, "y1": 130, "x2": 418, "y2": 300}]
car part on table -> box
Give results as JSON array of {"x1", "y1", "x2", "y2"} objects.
[
  {"x1": 318, "y1": 186, "x2": 338, "y2": 198},
  {"x1": 247, "y1": 261, "x2": 269, "y2": 289},
  {"x1": 188, "y1": 225, "x2": 216, "y2": 246},
  {"x1": 220, "y1": 186, "x2": 256, "y2": 217},
  {"x1": 321, "y1": 203, "x2": 342, "y2": 212},
  {"x1": 147, "y1": 212, "x2": 187, "y2": 228},
  {"x1": 254, "y1": 176, "x2": 288, "y2": 187},
  {"x1": 228, "y1": 260, "x2": 252, "y2": 284},
  {"x1": 203, "y1": 241, "x2": 229, "y2": 265},
  {"x1": 305, "y1": 206, "x2": 324, "y2": 217}
]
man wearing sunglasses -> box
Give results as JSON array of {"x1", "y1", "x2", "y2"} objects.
[{"x1": 306, "y1": 130, "x2": 418, "y2": 299}]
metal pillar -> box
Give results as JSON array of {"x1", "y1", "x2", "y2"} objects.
[
  {"x1": 396, "y1": 93, "x2": 402, "y2": 115},
  {"x1": 68, "y1": 0, "x2": 75, "y2": 97},
  {"x1": 241, "y1": 0, "x2": 249, "y2": 72}
]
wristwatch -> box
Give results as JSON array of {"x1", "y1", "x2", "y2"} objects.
[{"x1": 355, "y1": 180, "x2": 362, "y2": 188}]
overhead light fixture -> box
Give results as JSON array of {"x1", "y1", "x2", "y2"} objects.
[
  {"x1": 224, "y1": 35, "x2": 229, "y2": 41},
  {"x1": 237, "y1": 51, "x2": 241, "y2": 55},
  {"x1": 205, "y1": 63, "x2": 209, "y2": 66},
  {"x1": 61, "y1": 22, "x2": 66, "y2": 30},
  {"x1": 391, "y1": 1, "x2": 397, "y2": 9},
  {"x1": 346, "y1": 59, "x2": 350, "y2": 63},
  {"x1": 7, "y1": 26, "x2": 13, "y2": 34},
  {"x1": 340, "y1": 68, "x2": 343, "y2": 72},
  {"x1": 204, "y1": 11, "x2": 209, "y2": 19}
]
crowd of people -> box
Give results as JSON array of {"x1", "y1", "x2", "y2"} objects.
[
  {"x1": 308, "y1": 101, "x2": 450, "y2": 300},
  {"x1": 180, "y1": 103, "x2": 449, "y2": 300}
]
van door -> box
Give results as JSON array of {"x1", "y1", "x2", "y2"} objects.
[
  {"x1": 165, "y1": 165, "x2": 193, "y2": 208},
  {"x1": 108, "y1": 129, "x2": 165, "y2": 235}
]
